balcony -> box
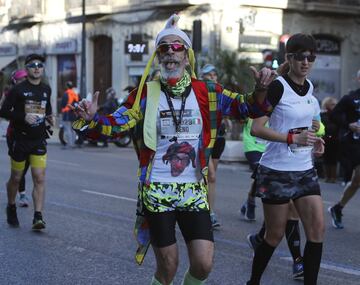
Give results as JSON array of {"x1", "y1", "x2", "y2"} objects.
[
  {"x1": 289, "y1": 0, "x2": 360, "y2": 15},
  {"x1": 65, "y1": 0, "x2": 115, "y2": 22},
  {"x1": 7, "y1": 0, "x2": 43, "y2": 30}
]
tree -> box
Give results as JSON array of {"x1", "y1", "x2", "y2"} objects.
[{"x1": 214, "y1": 50, "x2": 256, "y2": 94}]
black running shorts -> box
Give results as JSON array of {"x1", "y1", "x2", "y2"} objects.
[
  {"x1": 144, "y1": 209, "x2": 214, "y2": 247},
  {"x1": 9, "y1": 138, "x2": 47, "y2": 162}
]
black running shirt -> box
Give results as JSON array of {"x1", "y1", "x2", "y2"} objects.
[{"x1": 0, "y1": 80, "x2": 52, "y2": 140}]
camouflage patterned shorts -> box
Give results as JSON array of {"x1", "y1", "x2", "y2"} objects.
[
  {"x1": 255, "y1": 165, "x2": 321, "y2": 204},
  {"x1": 143, "y1": 182, "x2": 209, "y2": 212}
]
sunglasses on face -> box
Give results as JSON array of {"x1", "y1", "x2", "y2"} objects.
[
  {"x1": 156, "y1": 43, "x2": 186, "y2": 53},
  {"x1": 26, "y1": 62, "x2": 44, "y2": 69},
  {"x1": 288, "y1": 53, "x2": 316, "y2": 62}
]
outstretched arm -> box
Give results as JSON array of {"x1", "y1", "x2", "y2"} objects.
[{"x1": 71, "y1": 90, "x2": 143, "y2": 139}]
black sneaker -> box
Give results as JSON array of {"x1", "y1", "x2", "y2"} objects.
[
  {"x1": 328, "y1": 205, "x2": 344, "y2": 229},
  {"x1": 32, "y1": 215, "x2": 46, "y2": 231},
  {"x1": 247, "y1": 233, "x2": 262, "y2": 252},
  {"x1": 6, "y1": 205, "x2": 19, "y2": 227}
]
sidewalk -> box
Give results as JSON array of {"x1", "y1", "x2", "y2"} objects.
[{"x1": 0, "y1": 119, "x2": 60, "y2": 145}]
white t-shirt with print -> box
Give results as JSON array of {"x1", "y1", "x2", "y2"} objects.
[{"x1": 150, "y1": 88, "x2": 203, "y2": 183}]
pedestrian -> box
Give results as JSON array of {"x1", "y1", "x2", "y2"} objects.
[
  {"x1": 99, "y1": 87, "x2": 119, "y2": 115},
  {"x1": 72, "y1": 14, "x2": 276, "y2": 285},
  {"x1": 0, "y1": 53, "x2": 53, "y2": 230},
  {"x1": 328, "y1": 69, "x2": 360, "y2": 229},
  {"x1": 240, "y1": 118, "x2": 266, "y2": 221},
  {"x1": 246, "y1": 33, "x2": 325, "y2": 285},
  {"x1": 320, "y1": 96, "x2": 339, "y2": 183},
  {"x1": 60, "y1": 81, "x2": 79, "y2": 148},
  {"x1": 1, "y1": 69, "x2": 31, "y2": 207},
  {"x1": 201, "y1": 63, "x2": 227, "y2": 229},
  {"x1": 98, "y1": 87, "x2": 119, "y2": 147}
]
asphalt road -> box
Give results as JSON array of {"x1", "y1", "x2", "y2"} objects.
[{"x1": 0, "y1": 141, "x2": 359, "y2": 285}]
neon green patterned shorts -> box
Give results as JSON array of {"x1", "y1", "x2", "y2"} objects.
[{"x1": 143, "y1": 182, "x2": 209, "y2": 212}]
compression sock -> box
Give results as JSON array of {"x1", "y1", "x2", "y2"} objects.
[
  {"x1": 303, "y1": 241, "x2": 323, "y2": 285},
  {"x1": 247, "y1": 240, "x2": 275, "y2": 285},
  {"x1": 181, "y1": 270, "x2": 206, "y2": 285},
  {"x1": 257, "y1": 222, "x2": 266, "y2": 242},
  {"x1": 285, "y1": 220, "x2": 302, "y2": 262}
]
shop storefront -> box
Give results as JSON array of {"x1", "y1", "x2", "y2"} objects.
[
  {"x1": 309, "y1": 35, "x2": 341, "y2": 101},
  {"x1": 48, "y1": 39, "x2": 78, "y2": 114}
]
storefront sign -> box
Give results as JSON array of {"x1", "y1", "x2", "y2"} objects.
[
  {"x1": 49, "y1": 39, "x2": 77, "y2": 54},
  {"x1": 19, "y1": 43, "x2": 45, "y2": 55},
  {"x1": 125, "y1": 34, "x2": 148, "y2": 61},
  {"x1": 313, "y1": 35, "x2": 340, "y2": 55}
]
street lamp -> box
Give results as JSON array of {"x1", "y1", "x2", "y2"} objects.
[{"x1": 80, "y1": 0, "x2": 86, "y2": 98}]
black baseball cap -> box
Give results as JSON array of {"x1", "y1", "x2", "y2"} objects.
[{"x1": 25, "y1": 54, "x2": 45, "y2": 65}]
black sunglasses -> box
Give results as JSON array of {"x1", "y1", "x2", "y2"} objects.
[
  {"x1": 157, "y1": 43, "x2": 186, "y2": 53},
  {"x1": 26, "y1": 62, "x2": 44, "y2": 69},
  {"x1": 288, "y1": 53, "x2": 316, "y2": 62}
]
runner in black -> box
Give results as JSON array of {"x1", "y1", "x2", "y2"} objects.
[{"x1": 0, "y1": 53, "x2": 53, "y2": 230}]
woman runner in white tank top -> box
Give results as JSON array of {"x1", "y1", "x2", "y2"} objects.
[{"x1": 246, "y1": 33, "x2": 325, "y2": 285}]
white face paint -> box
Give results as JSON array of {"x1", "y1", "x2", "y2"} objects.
[{"x1": 157, "y1": 35, "x2": 188, "y2": 81}]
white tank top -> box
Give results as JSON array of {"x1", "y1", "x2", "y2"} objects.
[{"x1": 260, "y1": 76, "x2": 319, "y2": 171}]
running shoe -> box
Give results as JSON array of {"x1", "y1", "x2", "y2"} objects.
[
  {"x1": 240, "y1": 201, "x2": 256, "y2": 221},
  {"x1": 292, "y1": 257, "x2": 304, "y2": 280},
  {"x1": 246, "y1": 233, "x2": 261, "y2": 252},
  {"x1": 245, "y1": 201, "x2": 256, "y2": 221},
  {"x1": 18, "y1": 193, "x2": 29, "y2": 207},
  {"x1": 328, "y1": 205, "x2": 344, "y2": 229},
  {"x1": 6, "y1": 205, "x2": 19, "y2": 227},
  {"x1": 240, "y1": 202, "x2": 246, "y2": 216},
  {"x1": 32, "y1": 216, "x2": 46, "y2": 231},
  {"x1": 210, "y1": 213, "x2": 220, "y2": 229}
]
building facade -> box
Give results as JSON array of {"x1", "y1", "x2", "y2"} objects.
[{"x1": 0, "y1": 0, "x2": 359, "y2": 113}]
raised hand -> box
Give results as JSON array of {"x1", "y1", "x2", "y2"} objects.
[
  {"x1": 70, "y1": 91, "x2": 99, "y2": 121},
  {"x1": 250, "y1": 66, "x2": 277, "y2": 90}
]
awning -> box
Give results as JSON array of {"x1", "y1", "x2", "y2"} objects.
[{"x1": 0, "y1": 56, "x2": 16, "y2": 71}]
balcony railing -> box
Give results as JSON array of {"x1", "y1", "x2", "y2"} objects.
[
  {"x1": 288, "y1": 0, "x2": 360, "y2": 15},
  {"x1": 8, "y1": 0, "x2": 43, "y2": 21}
]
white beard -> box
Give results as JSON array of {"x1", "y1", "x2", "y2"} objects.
[{"x1": 159, "y1": 64, "x2": 183, "y2": 81}]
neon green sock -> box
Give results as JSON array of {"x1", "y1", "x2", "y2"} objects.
[
  {"x1": 150, "y1": 276, "x2": 173, "y2": 285},
  {"x1": 181, "y1": 270, "x2": 206, "y2": 285}
]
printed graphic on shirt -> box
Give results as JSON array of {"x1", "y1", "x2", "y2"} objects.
[
  {"x1": 151, "y1": 90, "x2": 203, "y2": 183},
  {"x1": 162, "y1": 141, "x2": 196, "y2": 177},
  {"x1": 24, "y1": 100, "x2": 47, "y2": 126}
]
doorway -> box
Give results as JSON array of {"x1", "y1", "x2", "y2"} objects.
[{"x1": 93, "y1": 35, "x2": 112, "y2": 105}]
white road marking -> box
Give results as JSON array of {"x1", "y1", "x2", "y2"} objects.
[
  {"x1": 81, "y1": 189, "x2": 137, "y2": 202},
  {"x1": 48, "y1": 159, "x2": 80, "y2": 167},
  {"x1": 281, "y1": 257, "x2": 360, "y2": 276}
]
